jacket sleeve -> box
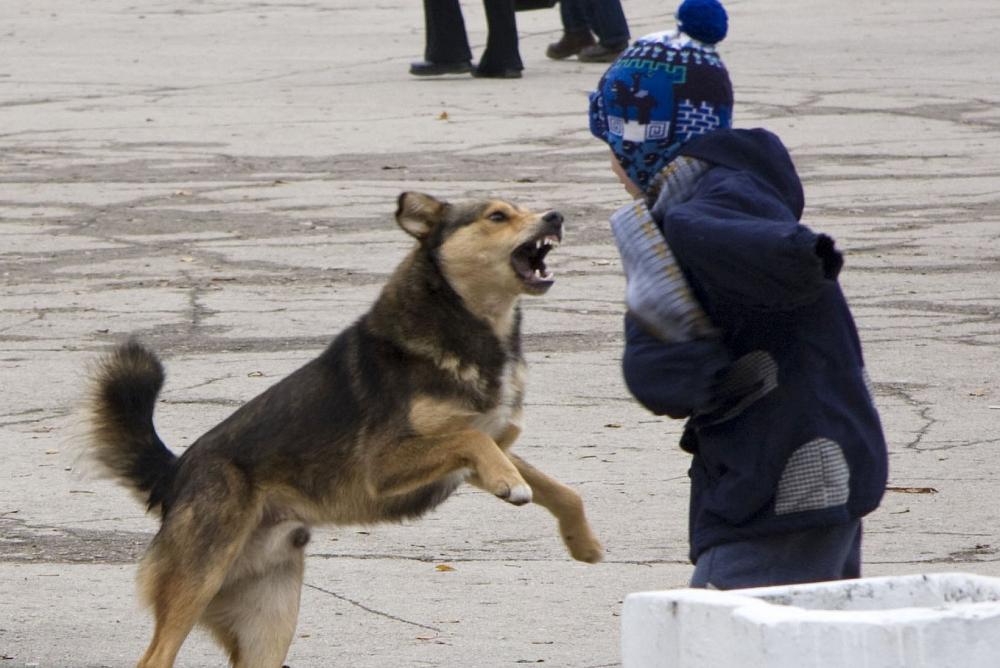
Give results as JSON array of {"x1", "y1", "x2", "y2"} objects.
[
  {"x1": 662, "y1": 187, "x2": 843, "y2": 311},
  {"x1": 621, "y1": 314, "x2": 731, "y2": 418}
]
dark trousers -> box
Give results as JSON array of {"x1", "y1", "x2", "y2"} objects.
[
  {"x1": 690, "y1": 519, "x2": 863, "y2": 590},
  {"x1": 422, "y1": 0, "x2": 523, "y2": 72},
  {"x1": 560, "y1": 0, "x2": 629, "y2": 47}
]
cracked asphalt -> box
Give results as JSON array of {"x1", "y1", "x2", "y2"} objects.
[{"x1": 2, "y1": 0, "x2": 999, "y2": 666}]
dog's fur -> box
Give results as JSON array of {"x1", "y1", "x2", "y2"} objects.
[{"x1": 87, "y1": 192, "x2": 603, "y2": 668}]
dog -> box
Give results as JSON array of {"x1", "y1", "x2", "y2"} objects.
[{"x1": 86, "y1": 192, "x2": 604, "y2": 668}]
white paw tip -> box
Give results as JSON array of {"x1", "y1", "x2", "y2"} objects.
[{"x1": 507, "y1": 484, "x2": 533, "y2": 505}]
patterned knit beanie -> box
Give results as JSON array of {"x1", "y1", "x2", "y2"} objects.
[{"x1": 589, "y1": 0, "x2": 733, "y2": 193}]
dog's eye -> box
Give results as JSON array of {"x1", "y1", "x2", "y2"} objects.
[{"x1": 487, "y1": 210, "x2": 508, "y2": 222}]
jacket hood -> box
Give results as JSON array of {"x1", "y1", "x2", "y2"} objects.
[{"x1": 680, "y1": 128, "x2": 805, "y2": 219}]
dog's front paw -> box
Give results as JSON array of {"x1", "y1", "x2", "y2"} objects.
[
  {"x1": 570, "y1": 537, "x2": 604, "y2": 564},
  {"x1": 563, "y1": 528, "x2": 604, "y2": 563},
  {"x1": 497, "y1": 481, "x2": 533, "y2": 506}
]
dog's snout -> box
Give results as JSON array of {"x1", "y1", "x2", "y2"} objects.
[{"x1": 542, "y1": 211, "x2": 563, "y2": 226}]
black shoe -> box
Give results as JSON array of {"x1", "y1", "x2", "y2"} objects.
[
  {"x1": 577, "y1": 42, "x2": 627, "y2": 63},
  {"x1": 546, "y1": 30, "x2": 596, "y2": 60},
  {"x1": 409, "y1": 60, "x2": 472, "y2": 76},
  {"x1": 471, "y1": 66, "x2": 523, "y2": 79}
]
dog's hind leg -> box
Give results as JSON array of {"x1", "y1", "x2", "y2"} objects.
[
  {"x1": 202, "y1": 522, "x2": 310, "y2": 668},
  {"x1": 137, "y1": 471, "x2": 262, "y2": 668},
  {"x1": 507, "y1": 454, "x2": 604, "y2": 564},
  {"x1": 138, "y1": 529, "x2": 257, "y2": 667}
]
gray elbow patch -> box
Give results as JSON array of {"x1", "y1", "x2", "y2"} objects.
[{"x1": 774, "y1": 438, "x2": 850, "y2": 515}]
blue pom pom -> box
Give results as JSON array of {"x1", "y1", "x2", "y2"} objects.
[{"x1": 677, "y1": 0, "x2": 728, "y2": 45}]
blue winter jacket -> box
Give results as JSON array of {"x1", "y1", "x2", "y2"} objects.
[{"x1": 621, "y1": 128, "x2": 888, "y2": 562}]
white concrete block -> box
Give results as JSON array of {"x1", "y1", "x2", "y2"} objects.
[{"x1": 622, "y1": 573, "x2": 1000, "y2": 668}]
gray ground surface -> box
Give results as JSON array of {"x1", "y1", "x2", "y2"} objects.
[{"x1": 2, "y1": 0, "x2": 999, "y2": 666}]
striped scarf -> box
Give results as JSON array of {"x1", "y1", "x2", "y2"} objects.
[{"x1": 609, "y1": 156, "x2": 718, "y2": 342}]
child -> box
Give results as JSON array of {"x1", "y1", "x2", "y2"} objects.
[{"x1": 589, "y1": 0, "x2": 888, "y2": 589}]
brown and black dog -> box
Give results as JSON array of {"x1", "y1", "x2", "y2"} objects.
[{"x1": 87, "y1": 192, "x2": 603, "y2": 668}]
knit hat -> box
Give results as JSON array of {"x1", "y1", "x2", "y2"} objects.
[{"x1": 589, "y1": 0, "x2": 733, "y2": 193}]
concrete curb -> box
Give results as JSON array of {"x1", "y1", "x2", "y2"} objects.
[{"x1": 622, "y1": 573, "x2": 1000, "y2": 667}]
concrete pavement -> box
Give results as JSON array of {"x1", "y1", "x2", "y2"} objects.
[{"x1": 2, "y1": 0, "x2": 999, "y2": 665}]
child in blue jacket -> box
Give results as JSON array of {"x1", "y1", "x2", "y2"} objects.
[{"x1": 589, "y1": 0, "x2": 888, "y2": 589}]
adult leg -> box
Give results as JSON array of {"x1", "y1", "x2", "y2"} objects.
[
  {"x1": 476, "y1": 0, "x2": 523, "y2": 76},
  {"x1": 577, "y1": 0, "x2": 629, "y2": 62},
  {"x1": 585, "y1": 0, "x2": 629, "y2": 48},
  {"x1": 546, "y1": 0, "x2": 596, "y2": 60},
  {"x1": 690, "y1": 519, "x2": 863, "y2": 590},
  {"x1": 561, "y1": 0, "x2": 589, "y2": 33},
  {"x1": 412, "y1": 0, "x2": 473, "y2": 75}
]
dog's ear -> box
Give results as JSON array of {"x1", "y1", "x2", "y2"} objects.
[{"x1": 396, "y1": 192, "x2": 446, "y2": 240}]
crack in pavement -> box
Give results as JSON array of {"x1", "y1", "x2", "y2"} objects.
[{"x1": 303, "y1": 583, "x2": 441, "y2": 633}]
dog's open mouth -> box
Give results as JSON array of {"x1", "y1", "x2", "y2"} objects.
[{"x1": 511, "y1": 232, "x2": 560, "y2": 292}]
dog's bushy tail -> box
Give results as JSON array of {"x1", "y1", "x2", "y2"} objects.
[{"x1": 88, "y1": 339, "x2": 177, "y2": 514}]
